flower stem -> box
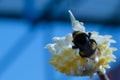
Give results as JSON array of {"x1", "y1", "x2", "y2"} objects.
[{"x1": 97, "y1": 71, "x2": 110, "y2": 80}]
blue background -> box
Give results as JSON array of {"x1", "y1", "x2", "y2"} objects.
[{"x1": 0, "y1": 0, "x2": 120, "y2": 80}]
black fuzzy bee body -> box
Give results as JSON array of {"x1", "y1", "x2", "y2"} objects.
[{"x1": 72, "y1": 31, "x2": 97, "y2": 58}]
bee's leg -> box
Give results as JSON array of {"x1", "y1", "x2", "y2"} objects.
[
  {"x1": 88, "y1": 32, "x2": 92, "y2": 39},
  {"x1": 72, "y1": 40, "x2": 78, "y2": 49},
  {"x1": 72, "y1": 46, "x2": 78, "y2": 49}
]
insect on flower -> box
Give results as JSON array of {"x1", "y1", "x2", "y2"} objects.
[
  {"x1": 72, "y1": 31, "x2": 97, "y2": 58},
  {"x1": 46, "y1": 10, "x2": 117, "y2": 78}
]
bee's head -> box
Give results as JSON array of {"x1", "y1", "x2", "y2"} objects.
[
  {"x1": 72, "y1": 31, "x2": 89, "y2": 45},
  {"x1": 72, "y1": 31, "x2": 83, "y2": 39}
]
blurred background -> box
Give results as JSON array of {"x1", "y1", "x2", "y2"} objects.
[{"x1": 0, "y1": 0, "x2": 120, "y2": 80}]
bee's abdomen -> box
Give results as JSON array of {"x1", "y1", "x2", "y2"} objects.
[
  {"x1": 79, "y1": 42, "x2": 97, "y2": 58},
  {"x1": 79, "y1": 49, "x2": 96, "y2": 57}
]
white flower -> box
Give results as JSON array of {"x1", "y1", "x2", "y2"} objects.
[
  {"x1": 45, "y1": 10, "x2": 117, "y2": 77},
  {"x1": 69, "y1": 10, "x2": 85, "y2": 32}
]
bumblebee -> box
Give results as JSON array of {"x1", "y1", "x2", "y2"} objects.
[{"x1": 72, "y1": 31, "x2": 97, "y2": 58}]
